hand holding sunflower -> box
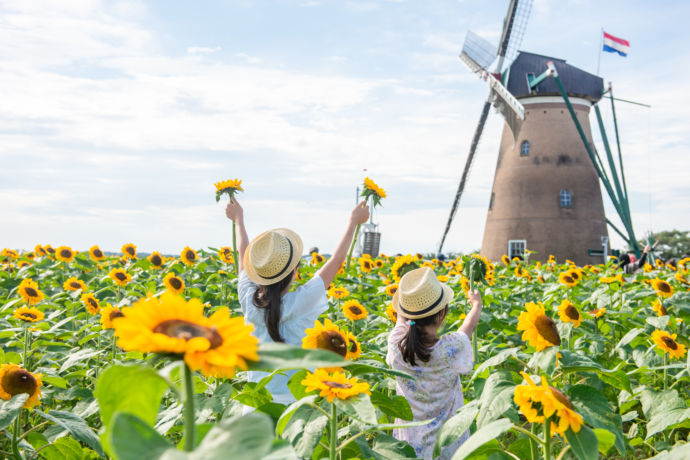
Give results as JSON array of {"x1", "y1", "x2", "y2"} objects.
[{"x1": 215, "y1": 178, "x2": 244, "y2": 273}]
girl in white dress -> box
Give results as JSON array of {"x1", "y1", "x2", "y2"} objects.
[
  {"x1": 225, "y1": 198, "x2": 369, "y2": 407},
  {"x1": 386, "y1": 267, "x2": 483, "y2": 460}
]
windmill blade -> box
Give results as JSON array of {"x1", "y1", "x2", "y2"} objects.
[
  {"x1": 496, "y1": 0, "x2": 533, "y2": 71},
  {"x1": 462, "y1": 30, "x2": 497, "y2": 71},
  {"x1": 438, "y1": 101, "x2": 491, "y2": 254}
]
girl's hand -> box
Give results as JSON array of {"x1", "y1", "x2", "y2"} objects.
[
  {"x1": 225, "y1": 198, "x2": 244, "y2": 222},
  {"x1": 350, "y1": 200, "x2": 370, "y2": 226},
  {"x1": 467, "y1": 289, "x2": 482, "y2": 309}
]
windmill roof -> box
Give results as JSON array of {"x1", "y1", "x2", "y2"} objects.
[{"x1": 506, "y1": 51, "x2": 603, "y2": 102}]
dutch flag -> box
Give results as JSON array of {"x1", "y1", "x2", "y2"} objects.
[{"x1": 603, "y1": 31, "x2": 630, "y2": 57}]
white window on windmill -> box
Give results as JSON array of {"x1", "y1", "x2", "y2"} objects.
[
  {"x1": 508, "y1": 240, "x2": 526, "y2": 260},
  {"x1": 560, "y1": 189, "x2": 572, "y2": 208},
  {"x1": 520, "y1": 140, "x2": 530, "y2": 156}
]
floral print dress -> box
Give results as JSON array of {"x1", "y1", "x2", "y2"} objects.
[{"x1": 386, "y1": 317, "x2": 473, "y2": 460}]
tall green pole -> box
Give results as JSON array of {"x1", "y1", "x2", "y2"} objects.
[{"x1": 608, "y1": 88, "x2": 630, "y2": 203}]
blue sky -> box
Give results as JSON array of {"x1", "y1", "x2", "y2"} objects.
[{"x1": 1, "y1": 0, "x2": 688, "y2": 256}]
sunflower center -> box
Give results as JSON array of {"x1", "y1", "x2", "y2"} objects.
[
  {"x1": 70, "y1": 282, "x2": 81, "y2": 289},
  {"x1": 169, "y1": 277, "x2": 182, "y2": 290},
  {"x1": 316, "y1": 331, "x2": 348, "y2": 357},
  {"x1": 570, "y1": 271, "x2": 580, "y2": 280},
  {"x1": 661, "y1": 336, "x2": 678, "y2": 350},
  {"x1": 389, "y1": 287, "x2": 397, "y2": 294},
  {"x1": 88, "y1": 298, "x2": 98, "y2": 308},
  {"x1": 115, "y1": 272, "x2": 127, "y2": 281},
  {"x1": 151, "y1": 255, "x2": 162, "y2": 266},
  {"x1": 153, "y1": 320, "x2": 222, "y2": 349},
  {"x1": 2, "y1": 368, "x2": 37, "y2": 396},
  {"x1": 349, "y1": 341, "x2": 358, "y2": 353},
  {"x1": 323, "y1": 380, "x2": 352, "y2": 389},
  {"x1": 349, "y1": 306, "x2": 362, "y2": 315},
  {"x1": 24, "y1": 287, "x2": 38, "y2": 297},
  {"x1": 126, "y1": 247, "x2": 135, "y2": 255},
  {"x1": 93, "y1": 249, "x2": 103, "y2": 258},
  {"x1": 110, "y1": 310, "x2": 124, "y2": 321},
  {"x1": 21, "y1": 313, "x2": 37, "y2": 320},
  {"x1": 549, "y1": 387, "x2": 574, "y2": 409},
  {"x1": 60, "y1": 249, "x2": 71, "y2": 258},
  {"x1": 534, "y1": 315, "x2": 561, "y2": 345},
  {"x1": 658, "y1": 282, "x2": 671, "y2": 293},
  {"x1": 565, "y1": 304, "x2": 579, "y2": 321},
  {"x1": 185, "y1": 250, "x2": 195, "y2": 261},
  {"x1": 562, "y1": 275, "x2": 574, "y2": 284}
]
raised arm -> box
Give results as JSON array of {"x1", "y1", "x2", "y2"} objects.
[
  {"x1": 225, "y1": 198, "x2": 249, "y2": 272},
  {"x1": 316, "y1": 200, "x2": 370, "y2": 288},
  {"x1": 459, "y1": 290, "x2": 483, "y2": 337}
]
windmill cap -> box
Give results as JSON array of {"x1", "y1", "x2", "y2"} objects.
[
  {"x1": 393, "y1": 267, "x2": 454, "y2": 319},
  {"x1": 244, "y1": 228, "x2": 303, "y2": 285}
]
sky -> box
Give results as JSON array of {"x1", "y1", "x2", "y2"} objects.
[{"x1": 1, "y1": 0, "x2": 689, "y2": 256}]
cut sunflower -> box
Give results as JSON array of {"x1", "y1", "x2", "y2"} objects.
[
  {"x1": 517, "y1": 302, "x2": 561, "y2": 351},
  {"x1": 121, "y1": 243, "x2": 137, "y2": 259},
  {"x1": 148, "y1": 251, "x2": 165, "y2": 269},
  {"x1": 214, "y1": 178, "x2": 243, "y2": 201},
  {"x1": 109, "y1": 268, "x2": 132, "y2": 287},
  {"x1": 302, "y1": 319, "x2": 348, "y2": 357},
  {"x1": 557, "y1": 300, "x2": 582, "y2": 327},
  {"x1": 55, "y1": 246, "x2": 75, "y2": 263},
  {"x1": 0, "y1": 364, "x2": 42, "y2": 408},
  {"x1": 342, "y1": 300, "x2": 368, "y2": 321},
  {"x1": 362, "y1": 177, "x2": 387, "y2": 205},
  {"x1": 181, "y1": 246, "x2": 198, "y2": 266},
  {"x1": 218, "y1": 247, "x2": 234, "y2": 265},
  {"x1": 18, "y1": 279, "x2": 44, "y2": 305},
  {"x1": 13, "y1": 306, "x2": 44, "y2": 323},
  {"x1": 114, "y1": 292, "x2": 258, "y2": 378},
  {"x1": 63, "y1": 277, "x2": 87, "y2": 292},
  {"x1": 301, "y1": 369, "x2": 370, "y2": 402},
  {"x1": 651, "y1": 278, "x2": 674, "y2": 298},
  {"x1": 651, "y1": 330, "x2": 687, "y2": 359},
  {"x1": 89, "y1": 245, "x2": 105, "y2": 262},
  {"x1": 164, "y1": 272, "x2": 185, "y2": 294},
  {"x1": 81, "y1": 293, "x2": 101, "y2": 315}
]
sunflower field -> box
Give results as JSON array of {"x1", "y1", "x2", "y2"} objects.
[{"x1": 1, "y1": 245, "x2": 689, "y2": 460}]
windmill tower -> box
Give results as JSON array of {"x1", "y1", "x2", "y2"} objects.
[{"x1": 437, "y1": 0, "x2": 633, "y2": 265}]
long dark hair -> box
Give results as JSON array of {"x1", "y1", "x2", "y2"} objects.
[
  {"x1": 252, "y1": 274, "x2": 294, "y2": 343},
  {"x1": 398, "y1": 306, "x2": 448, "y2": 366}
]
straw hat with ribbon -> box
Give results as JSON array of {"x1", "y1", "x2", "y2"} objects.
[
  {"x1": 393, "y1": 267, "x2": 454, "y2": 319},
  {"x1": 244, "y1": 228, "x2": 303, "y2": 285}
]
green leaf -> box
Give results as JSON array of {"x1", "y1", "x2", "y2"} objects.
[
  {"x1": 280, "y1": 403, "x2": 328, "y2": 457},
  {"x1": 450, "y1": 418, "x2": 513, "y2": 460},
  {"x1": 59, "y1": 348, "x2": 102, "y2": 373},
  {"x1": 35, "y1": 409, "x2": 104, "y2": 456},
  {"x1": 647, "y1": 442, "x2": 690, "y2": 459},
  {"x1": 640, "y1": 389, "x2": 690, "y2": 438},
  {"x1": 568, "y1": 385, "x2": 625, "y2": 456},
  {"x1": 355, "y1": 432, "x2": 418, "y2": 459},
  {"x1": 192, "y1": 412, "x2": 274, "y2": 459},
  {"x1": 434, "y1": 401, "x2": 480, "y2": 457},
  {"x1": 41, "y1": 436, "x2": 90, "y2": 460},
  {"x1": 248, "y1": 343, "x2": 349, "y2": 371},
  {"x1": 0, "y1": 393, "x2": 28, "y2": 430},
  {"x1": 370, "y1": 390, "x2": 413, "y2": 421},
  {"x1": 565, "y1": 425, "x2": 599, "y2": 460},
  {"x1": 597, "y1": 369, "x2": 632, "y2": 393},
  {"x1": 262, "y1": 439, "x2": 299, "y2": 460},
  {"x1": 276, "y1": 395, "x2": 319, "y2": 435},
  {"x1": 287, "y1": 369, "x2": 309, "y2": 400},
  {"x1": 530, "y1": 347, "x2": 558, "y2": 375},
  {"x1": 235, "y1": 382, "x2": 273, "y2": 408},
  {"x1": 471, "y1": 347, "x2": 520, "y2": 380},
  {"x1": 615, "y1": 327, "x2": 644, "y2": 349},
  {"x1": 41, "y1": 375, "x2": 69, "y2": 389},
  {"x1": 347, "y1": 362, "x2": 414, "y2": 380},
  {"x1": 94, "y1": 364, "x2": 169, "y2": 456},
  {"x1": 109, "y1": 412, "x2": 181, "y2": 460},
  {"x1": 593, "y1": 428, "x2": 616, "y2": 455},
  {"x1": 336, "y1": 393, "x2": 377, "y2": 425},
  {"x1": 476, "y1": 371, "x2": 515, "y2": 428}
]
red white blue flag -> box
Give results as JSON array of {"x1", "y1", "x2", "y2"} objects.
[{"x1": 602, "y1": 31, "x2": 630, "y2": 57}]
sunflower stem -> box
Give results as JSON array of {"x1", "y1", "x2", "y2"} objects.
[
  {"x1": 22, "y1": 325, "x2": 30, "y2": 369},
  {"x1": 542, "y1": 417, "x2": 552, "y2": 460},
  {"x1": 232, "y1": 220, "x2": 239, "y2": 274},
  {"x1": 344, "y1": 224, "x2": 360, "y2": 272},
  {"x1": 529, "y1": 423, "x2": 539, "y2": 460},
  {"x1": 329, "y1": 402, "x2": 338, "y2": 460},
  {"x1": 663, "y1": 353, "x2": 668, "y2": 390},
  {"x1": 183, "y1": 363, "x2": 196, "y2": 452},
  {"x1": 11, "y1": 409, "x2": 22, "y2": 460},
  {"x1": 110, "y1": 333, "x2": 117, "y2": 363}
]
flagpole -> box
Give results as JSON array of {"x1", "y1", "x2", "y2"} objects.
[{"x1": 596, "y1": 27, "x2": 603, "y2": 75}]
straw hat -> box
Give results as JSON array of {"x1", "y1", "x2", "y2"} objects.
[
  {"x1": 393, "y1": 267, "x2": 454, "y2": 319},
  {"x1": 244, "y1": 228, "x2": 303, "y2": 285}
]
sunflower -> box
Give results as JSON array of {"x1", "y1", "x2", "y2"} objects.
[
  {"x1": 599, "y1": 276, "x2": 616, "y2": 284},
  {"x1": 89, "y1": 245, "x2": 105, "y2": 262},
  {"x1": 514, "y1": 373, "x2": 582, "y2": 434},
  {"x1": 558, "y1": 271, "x2": 578, "y2": 287},
  {"x1": 557, "y1": 300, "x2": 581, "y2": 327},
  {"x1": 18, "y1": 261, "x2": 31, "y2": 268},
  {"x1": 385, "y1": 284, "x2": 398, "y2": 296},
  {"x1": 327, "y1": 286, "x2": 350, "y2": 300},
  {"x1": 437, "y1": 275, "x2": 449, "y2": 282},
  {"x1": 1, "y1": 248, "x2": 19, "y2": 260},
  {"x1": 311, "y1": 252, "x2": 325, "y2": 265},
  {"x1": 421, "y1": 261, "x2": 435, "y2": 270},
  {"x1": 385, "y1": 303, "x2": 397, "y2": 322},
  {"x1": 43, "y1": 245, "x2": 55, "y2": 257},
  {"x1": 163, "y1": 272, "x2": 185, "y2": 294},
  {"x1": 13, "y1": 306, "x2": 44, "y2": 323},
  {"x1": 652, "y1": 299, "x2": 668, "y2": 317},
  {"x1": 121, "y1": 243, "x2": 137, "y2": 259},
  {"x1": 374, "y1": 259, "x2": 384, "y2": 268},
  {"x1": 99, "y1": 303, "x2": 124, "y2": 330},
  {"x1": 547, "y1": 255, "x2": 556, "y2": 264},
  {"x1": 391, "y1": 255, "x2": 419, "y2": 282},
  {"x1": 218, "y1": 247, "x2": 234, "y2": 265},
  {"x1": 302, "y1": 319, "x2": 349, "y2": 357},
  {"x1": 517, "y1": 302, "x2": 560, "y2": 351},
  {"x1": 147, "y1": 251, "x2": 165, "y2": 269},
  {"x1": 643, "y1": 263, "x2": 653, "y2": 273},
  {"x1": 652, "y1": 278, "x2": 674, "y2": 298},
  {"x1": 114, "y1": 293, "x2": 258, "y2": 378},
  {"x1": 362, "y1": 177, "x2": 387, "y2": 200},
  {"x1": 55, "y1": 246, "x2": 75, "y2": 263},
  {"x1": 459, "y1": 276, "x2": 470, "y2": 294},
  {"x1": 301, "y1": 369, "x2": 370, "y2": 402},
  {"x1": 109, "y1": 268, "x2": 132, "y2": 287},
  {"x1": 675, "y1": 271, "x2": 690, "y2": 286},
  {"x1": 343, "y1": 300, "x2": 368, "y2": 321},
  {"x1": 0, "y1": 364, "x2": 42, "y2": 408},
  {"x1": 181, "y1": 246, "x2": 198, "y2": 266},
  {"x1": 651, "y1": 330, "x2": 687, "y2": 359},
  {"x1": 63, "y1": 277, "x2": 87, "y2": 292},
  {"x1": 537, "y1": 275, "x2": 545, "y2": 283},
  {"x1": 359, "y1": 258, "x2": 373, "y2": 273},
  {"x1": 34, "y1": 245, "x2": 47, "y2": 257},
  {"x1": 18, "y1": 279, "x2": 44, "y2": 305},
  {"x1": 80, "y1": 293, "x2": 101, "y2": 315},
  {"x1": 679, "y1": 257, "x2": 690, "y2": 269},
  {"x1": 588, "y1": 307, "x2": 606, "y2": 318},
  {"x1": 345, "y1": 332, "x2": 361, "y2": 360},
  {"x1": 515, "y1": 265, "x2": 527, "y2": 278},
  {"x1": 214, "y1": 179, "x2": 244, "y2": 201},
  {"x1": 501, "y1": 254, "x2": 511, "y2": 265}
]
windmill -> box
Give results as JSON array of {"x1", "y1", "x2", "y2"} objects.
[{"x1": 439, "y1": 0, "x2": 639, "y2": 265}]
